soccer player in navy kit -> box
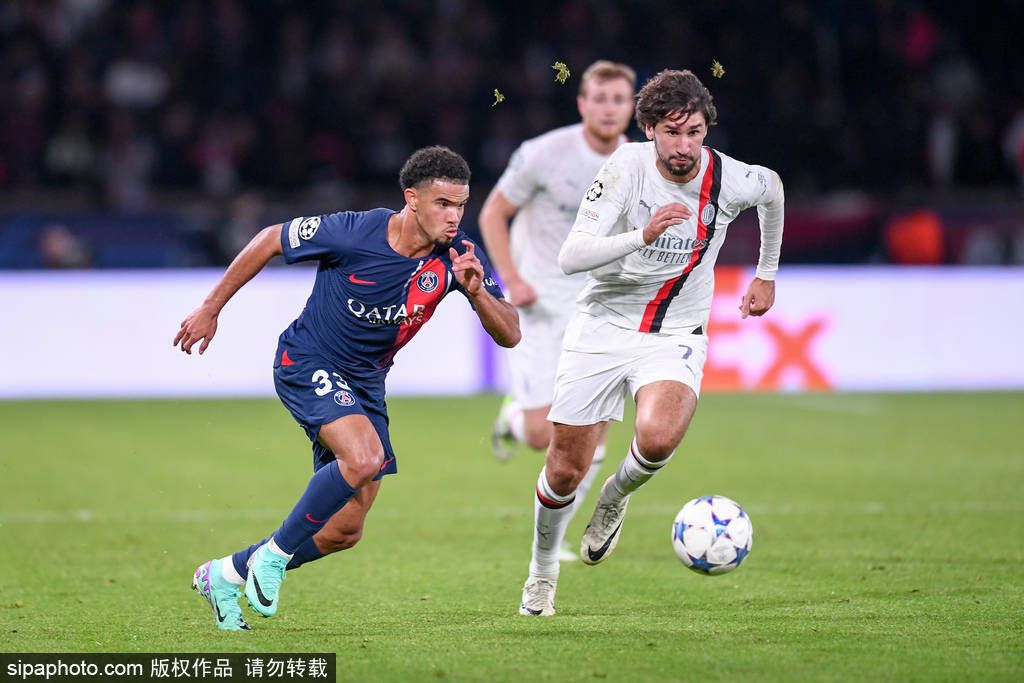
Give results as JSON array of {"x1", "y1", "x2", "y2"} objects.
[{"x1": 174, "y1": 146, "x2": 520, "y2": 630}]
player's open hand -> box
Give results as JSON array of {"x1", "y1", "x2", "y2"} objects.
[
  {"x1": 740, "y1": 277, "x2": 775, "y2": 318},
  {"x1": 173, "y1": 305, "x2": 219, "y2": 355},
  {"x1": 507, "y1": 277, "x2": 538, "y2": 307},
  {"x1": 642, "y1": 203, "x2": 692, "y2": 244},
  {"x1": 450, "y1": 241, "x2": 485, "y2": 296}
]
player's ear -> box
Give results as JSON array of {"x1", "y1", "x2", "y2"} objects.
[
  {"x1": 644, "y1": 124, "x2": 655, "y2": 140},
  {"x1": 404, "y1": 186, "x2": 417, "y2": 212}
]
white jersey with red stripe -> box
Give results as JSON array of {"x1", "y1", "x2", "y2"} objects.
[{"x1": 570, "y1": 142, "x2": 783, "y2": 334}]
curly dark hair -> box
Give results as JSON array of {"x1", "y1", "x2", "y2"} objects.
[
  {"x1": 399, "y1": 146, "x2": 471, "y2": 190},
  {"x1": 635, "y1": 69, "x2": 717, "y2": 131}
]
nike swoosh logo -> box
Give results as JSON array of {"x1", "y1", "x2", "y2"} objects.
[
  {"x1": 586, "y1": 521, "x2": 622, "y2": 562},
  {"x1": 215, "y1": 602, "x2": 226, "y2": 623},
  {"x1": 378, "y1": 456, "x2": 395, "y2": 472},
  {"x1": 349, "y1": 274, "x2": 377, "y2": 285},
  {"x1": 252, "y1": 574, "x2": 274, "y2": 607},
  {"x1": 305, "y1": 513, "x2": 326, "y2": 523},
  {"x1": 521, "y1": 605, "x2": 543, "y2": 615}
]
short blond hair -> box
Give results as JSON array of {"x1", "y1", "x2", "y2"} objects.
[{"x1": 578, "y1": 60, "x2": 636, "y2": 96}]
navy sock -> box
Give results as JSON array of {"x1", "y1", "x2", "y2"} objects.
[
  {"x1": 273, "y1": 462, "x2": 358, "y2": 554},
  {"x1": 231, "y1": 537, "x2": 268, "y2": 579},
  {"x1": 231, "y1": 536, "x2": 324, "y2": 579}
]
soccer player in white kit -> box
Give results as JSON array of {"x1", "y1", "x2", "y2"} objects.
[
  {"x1": 481, "y1": 61, "x2": 636, "y2": 561},
  {"x1": 519, "y1": 69, "x2": 784, "y2": 616}
]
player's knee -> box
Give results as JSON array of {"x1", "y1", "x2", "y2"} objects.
[
  {"x1": 544, "y1": 453, "x2": 586, "y2": 495},
  {"x1": 635, "y1": 429, "x2": 681, "y2": 461},
  {"x1": 342, "y1": 450, "x2": 385, "y2": 488}
]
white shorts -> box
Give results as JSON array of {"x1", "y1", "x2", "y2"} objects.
[
  {"x1": 548, "y1": 312, "x2": 708, "y2": 426},
  {"x1": 506, "y1": 309, "x2": 572, "y2": 410}
]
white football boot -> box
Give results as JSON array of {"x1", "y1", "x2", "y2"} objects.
[
  {"x1": 580, "y1": 476, "x2": 630, "y2": 565},
  {"x1": 519, "y1": 576, "x2": 557, "y2": 616},
  {"x1": 520, "y1": 581, "x2": 561, "y2": 618},
  {"x1": 490, "y1": 396, "x2": 517, "y2": 462}
]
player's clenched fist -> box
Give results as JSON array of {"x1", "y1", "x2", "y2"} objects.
[
  {"x1": 450, "y1": 240, "x2": 485, "y2": 295},
  {"x1": 739, "y1": 277, "x2": 775, "y2": 318},
  {"x1": 642, "y1": 202, "x2": 692, "y2": 244}
]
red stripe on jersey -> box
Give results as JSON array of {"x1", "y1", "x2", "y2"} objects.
[
  {"x1": 638, "y1": 150, "x2": 717, "y2": 333},
  {"x1": 384, "y1": 258, "x2": 448, "y2": 362},
  {"x1": 281, "y1": 349, "x2": 295, "y2": 366}
]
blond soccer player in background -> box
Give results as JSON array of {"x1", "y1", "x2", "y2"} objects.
[{"x1": 481, "y1": 60, "x2": 636, "y2": 563}]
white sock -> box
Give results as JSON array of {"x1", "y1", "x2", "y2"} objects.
[
  {"x1": 569, "y1": 444, "x2": 606, "y2": 516},
  {"x1": 267, "y1": 536, "x2": 295, "y2": 560},
  {"x1": 606, "y1": 438, "x2": 673, "y2": 504},
  {"x1": 529, "y1": 467, "x2": 575, "y2": 579},
  {"x1": 219, "y1": 555, "x2": 244, "y2": 585},
  {"x1": 508, "y1": 401, "x2": 526, "y2": 443}
]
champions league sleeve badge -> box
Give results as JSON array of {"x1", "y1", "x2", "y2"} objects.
[{"x1": 298, "y1": 216, "x2": 321, "y2": 240}]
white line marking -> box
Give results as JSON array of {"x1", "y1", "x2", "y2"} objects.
[{"x1": 0, "y1": 500, "x2": 1019, "y2": 525}]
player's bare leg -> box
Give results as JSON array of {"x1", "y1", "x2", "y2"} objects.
[
  {"x1": 496, "y1": 403, "x2": 603, "y2": 562},
  {"x1": 318, "y1": 415, "x2": 389, "y2": 490},
  {"x1": 219, "y1": 476, "x2": 380, "y2": 607},
  {"x1": 541, "y1": 412, "x2": 608, "y2": 563},
  {"x1": 581, "y1": 381, "x2": 696, "y2": 565},
  {"x1": 521, "y1": 421, "x2": 607, "y2": 616},
  {"x1": 632, "y1": 380, "x2": 696, "y2": 461},
  {"x1": 520, "y1": 407, "x2": 554, "y2": 451},
  {"x1": 312, "y1": 480, "x2": 380, "y2": 555},
  {"x1": 246, "y1": 415, "x2": 385, "y2": 617},
  {"x1": 492, "y1": 401, "x2": 553, "y2": 460},
  {"x1": 497, "y1": 404, "x2": 606, "y2": 561}
]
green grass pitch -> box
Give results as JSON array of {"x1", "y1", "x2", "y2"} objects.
[{"x1": 0, "y1": 393, "x2": 1021, "y2": 681}]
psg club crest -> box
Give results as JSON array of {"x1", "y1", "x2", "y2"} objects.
[
  {"x1": 417, "y1": 270, "x2": 439, "y2": 293},
  {"x1": 334, "y1": 390, "x2": 355, "y2": 406},
  {"x1": 298, "y1": 216, "x2": 321, "y2": 240},
  {"x1": 700, "y1": 204, "x2": 717, "y2": 226},
  {"x1": 585, "y1": 179, "x2": 603, "y2": 202}
]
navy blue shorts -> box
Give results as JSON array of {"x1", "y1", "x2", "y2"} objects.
[{"x1": 273, "y1": 347, "x2": 397, "y2": 479}]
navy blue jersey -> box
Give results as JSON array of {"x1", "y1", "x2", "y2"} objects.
[{"x1": 278, "y1": 208, "x2": 504, "y2": 384}]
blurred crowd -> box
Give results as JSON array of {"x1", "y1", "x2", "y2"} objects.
[{"x1": 0, "y1": 0, "x2": 1022, "y2": 267}]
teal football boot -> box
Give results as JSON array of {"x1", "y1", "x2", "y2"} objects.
[
  {"x1": 192, "y1": 559, "x2": 250, "y2": 631},
  {"x1": 244, "y1": 544, "x2": 289, "y2": 617}
]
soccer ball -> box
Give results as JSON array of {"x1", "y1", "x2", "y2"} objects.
[{"x1": 671, "y1": 495, "x2": 753, "y2": 575}]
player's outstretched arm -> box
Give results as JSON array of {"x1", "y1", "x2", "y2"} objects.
[
  {"x1": 449, "y1": 241, "x2": 521, "y2": 348},
  {"x1": 478, "y1": 188, "x2": 537, "y2": 306},
  {"x1": 173, "y1": 224, "x2": 284, "y2": 355},
  {"x1": 739, "y1": 168, "x2": 784, "y2": 319}
]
